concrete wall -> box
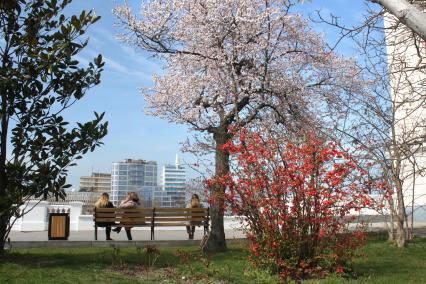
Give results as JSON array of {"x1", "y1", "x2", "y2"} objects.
[
  {"x1": 19, "y1": 201, "x2": 49, "y2": 231},
  {"x1": 11, "y1": 201, "x2": 245, "y2": 232},
  {"x1": 11, "y1": 201, "x2": 78, "y2": 232},
  {"x1": 13, "y1": 201, "x2": 423, "y2": 232}
]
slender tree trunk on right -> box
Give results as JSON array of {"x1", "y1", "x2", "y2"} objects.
[
  {"x1": 410, "y1": 163, "x2": 415, "y2": 240},
  {"x1": 390, "y1": 114, "x2": 406, "y2": 247},
  {"x1": 389, "y1": 210, "x2": 395, "y2": 241},
  {"x1": 394, "y1": 178, "x2": 406, "y2": 247},
  {"x1": 385, "y1": 199, "x2": 395, "y2": 242}
]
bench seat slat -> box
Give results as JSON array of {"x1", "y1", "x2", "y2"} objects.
[
  {"x1": 154, "y1": 213, "x2": 207, "y2": 217},
  {"x1": 95, "y1": 212, "x2": 153, "y2": 215},
  {"x1": 96, "y1": 213, "x2": 152, "y2": 218},
  {"x1": 153, "y1": 217, "x2": 206, "y2": 222},
  {"x1": 104, "y1": 213, "x2": 153, "y2": 216},
  {"x1": 94, "y1": 214, "x2": 117, "y2": 218},
  {"x1": 155, "y1": 208, "x2": 208, "y2": 213},
  {"x1": 113, "y1": 224, "x2": 151, "y2": 227},
  {"x1": 96, "y1": 208, "x2": 153, "y2": 213},
  {"x1": 96, "y1": 218, "x2": 153, "y2": 222},
  {"x1": 96, "y1": 216, "x2": 152, "y2": 219},
  {"x1": 153, "y1": 223, "x2": 190, "y2": 226}
]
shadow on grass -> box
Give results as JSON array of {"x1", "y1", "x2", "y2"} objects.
[
  {"x1": 1, "y1": 247, "x2": 179, "y2": 269},
  {"x1": 0, "y1": 243, "x2": 252, "y2": 281},
  {"x1": 0, "y1": 242, "x2": 266, "y2": 284}
]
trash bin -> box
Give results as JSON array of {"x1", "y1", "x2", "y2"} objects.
[{"x1": 48, "y1": 212, "x2": 70, "y2": 240}]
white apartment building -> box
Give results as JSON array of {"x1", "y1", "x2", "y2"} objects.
[
  {"x1": 79, "y1": 172, "x2": 111, "y2": 193},
  {"x1": 384, "y1": 9, "x2": 426, "y2": 208},
  {"x1": 161, "y1": 154, "x2": 186, "y2": 191}
]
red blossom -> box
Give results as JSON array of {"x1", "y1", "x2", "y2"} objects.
[{"x1": 207, "y1": 128, "x2": 378, "y2": 281}]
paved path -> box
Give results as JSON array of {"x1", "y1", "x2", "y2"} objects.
[
  {"x1": 7, "y1": 229, "x2": 246, "y2": 248},
  {"x1": 7, "y1": 226, "x2": 426, "y2": 249},
  {"x1": 10, "y1": 228, "x2": 245, "y2": 242}
]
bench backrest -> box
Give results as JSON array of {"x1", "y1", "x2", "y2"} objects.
[
  {"x1": 153, "y1": 207, "x2": 209, "y2": 226},
  {"x1": 94, "y1": 207, "x2": 209, "y2": 226},
  {"x1": 94, "y1": 208, "x2": 153, "y2": 224}
]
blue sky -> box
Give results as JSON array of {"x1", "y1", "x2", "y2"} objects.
[{"x1": 63, "y1": 0, "x2": 375, "y2": 190}]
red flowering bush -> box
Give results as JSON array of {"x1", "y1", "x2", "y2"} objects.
[{"x1": 207, "y1": 129, "x2": 379, "y2": 281}]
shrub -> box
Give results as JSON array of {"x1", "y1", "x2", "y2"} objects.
[{"x1": 207, "y1": 129, "x2": 381, "y2": 281}]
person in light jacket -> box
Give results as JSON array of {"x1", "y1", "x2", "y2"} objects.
[{"x1": 112, "y1": 191, "x2": 141, "y2": 240}]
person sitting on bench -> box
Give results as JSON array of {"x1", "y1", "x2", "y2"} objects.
[
  {"x1": 112, "y1": 191, "x2": 141, "y2": 240},
  {"x1": 186, "y1": 193, "x2": 203, "y2": 240},
  {"x1": 94, "y1": 193, "x2": 115, "y2": 240}
]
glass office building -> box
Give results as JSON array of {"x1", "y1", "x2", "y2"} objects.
[
  {"x1": 111, "y1": 159, "x2": 158, "y2": 205},
  {"x1": 153, "y1": 188, "x2": 186, "y2": 208}
]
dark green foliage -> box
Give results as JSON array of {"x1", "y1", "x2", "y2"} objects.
[{"x1": 0, "y1": 0, "x2": 107, "y2": 253}]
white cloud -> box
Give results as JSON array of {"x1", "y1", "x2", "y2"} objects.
[
  {"x1": 118, "y1": 44, "x2": 163, "y2": 73},
  {"x1": 103, "y1": 56, "x2": 152, "y2": 80},
  {"x1": 85, "y1": 25, "x2": 162, "y2": 80}
]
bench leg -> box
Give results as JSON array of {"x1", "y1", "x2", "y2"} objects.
[
  {"x1": 95, "y1": 225, "x2": 98, "y2": 241},
  {"x1": 151, "y1": 226, "x2": 154, "y2": 240},
  {"x1": 204, "y1": 222, "x2": 209, "y2": 235}
]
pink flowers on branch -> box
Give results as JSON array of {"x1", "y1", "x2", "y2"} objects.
[{"x1": 207, "y1": 129, "x2": 385, "y2": 280}]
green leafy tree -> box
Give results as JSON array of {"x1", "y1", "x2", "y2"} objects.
[{"x1": 0, "y1": 0, "x2": 107, "y2": 254}]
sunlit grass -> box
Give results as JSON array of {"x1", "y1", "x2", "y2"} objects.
[{"x1": 0, "y1": 234, "x2": 425, "y2": 283}]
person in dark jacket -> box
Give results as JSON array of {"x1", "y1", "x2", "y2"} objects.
[
  {"x1": 95, "y1": 192, "x2": 115, "y2": 240},
  {"x1": 186, "y1": 194, "x2": 202, "y2": 240}
]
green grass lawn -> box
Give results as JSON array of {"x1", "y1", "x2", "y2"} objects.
[{"x1": 0, "y1": 234, "x2": 425, "y2": 283}]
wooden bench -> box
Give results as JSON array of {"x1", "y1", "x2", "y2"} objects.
[{"x1": 93, "y1": 207, "x2": 210, "y2": 240}]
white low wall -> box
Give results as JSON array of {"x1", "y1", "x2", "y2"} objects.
[
  {"x1": 11, "y1": 201, "x2": 246, "y2": 232},
  {"x1": 78, "y1": 215, "x2": 95, "y2": 231},
  {"x1": 19, "y1": 201, "x2": 49, "y2": 231},
  {"x1": 14, "y1": 201, "x2": 424, "y2": 232},
  {"x1": 11, "y1": 201, "x2": 79, "y2": 232},
  {"x1": 69, "y1": 202, "x2": 83, "y2": 231}
]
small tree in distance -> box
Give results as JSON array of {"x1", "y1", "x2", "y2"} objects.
[
  {"x1": 0, "y1": 0, "x2": 107, "y2": 254},
  {"x1": 208, "y1": 129, "x2": 385, "y2": 281}
]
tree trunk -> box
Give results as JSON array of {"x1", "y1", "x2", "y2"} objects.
[
  {"x1": 394, "y1": 179, "x2": 406, "y2": 247},
  {"x1": 387, "y1": 200, "x2": 395, "y2": 242},
  {"x1": 371, "y1": 0, "x2": 426, "y2": 41},
  {"x1": 203, "y1": 127, "x2": 230, "y2": 253},
  {"x1": 0, "y1": 79, "x2": 9, "y2": 255},
  {"x1": 0, "y1": 214, "x2": 8, "y2": 255},
  {"x1": 410, "y1": 163, "x2": 415, "y2": 240}
]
